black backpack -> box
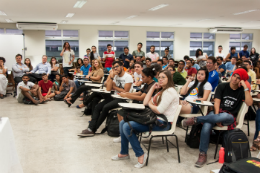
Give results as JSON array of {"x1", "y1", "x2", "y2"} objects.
[
  {"x1": 220, "y1": 157, "x2": 260, "y2": 173},
  {"x1": 186, "y1": 123, "x2": 203, "y2": 148},
  {"x1": 222, "y1": 129, "x2": 251, "y2": 163},
  {"x1": 100, "y1": 110, "x2": 120, "y2": 137},
  {"x1": 23, "y1": 97, "x2": 34, "y2": 104}
]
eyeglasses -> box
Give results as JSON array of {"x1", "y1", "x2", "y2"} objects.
[
  {"x1": 158, "y1": 76, "x2": 167, "y2": 80},
  {"x1": 112, "y1": 65, "x2": 120, "y2": 70},
  {"x1": 168, "y1": 69, "x2": 173, "y2": 71}
]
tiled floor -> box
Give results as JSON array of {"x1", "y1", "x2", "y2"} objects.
[{"x1": 1, "y1": 96, "x2": 259, "y2": 173}]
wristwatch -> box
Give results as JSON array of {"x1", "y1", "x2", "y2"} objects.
[{"x1": 244, "y1": 88, "x2": 249, "y2": 92}]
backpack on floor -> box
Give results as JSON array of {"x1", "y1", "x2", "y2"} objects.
[
  {"x1": 222, "y1": 129, "x2": 251, "y2": 163},
  {"x1": 100, "y1": 110, "x2": 120, "y2": 137},
  {"x1": 244, "y1": 106, "x2": 256, "y2": 120},
  {"x1": 54, "y1": 91, "x2": 68, "y2": 101},
  {"x1": 82, "y1": 102, "x2": 92, "y2": 116},
  {"x1": 219, "y1": 157, "x2": 260, "y2": 173},
  {"x1": 186, "y1": 123, "x2": 203, "y2": 148},
  {"x1": 23, "y1": 97, "x2": 34, "y2": 104}
]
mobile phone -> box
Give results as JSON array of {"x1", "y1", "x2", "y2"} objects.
[{"x1": 195, "y1": 100, "x2": 201, "y2": 103}]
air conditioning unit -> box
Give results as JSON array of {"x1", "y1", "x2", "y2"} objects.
[
  {"x1": 209, "y1": 27, "x2": 243, "y2": 34},
  {"x1": 16, "y1": 22, "x2": 58, "y2": 30}
]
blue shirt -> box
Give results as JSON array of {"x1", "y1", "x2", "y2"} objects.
[
  {"x1": 119, "y1": 53, "x2": 133, "y2": 68},
  {"x1": 153, "y1": 77, "x2": 158, "y2": 82},
  {"x1": 239, "y1": 50, "x2": 249, "y2": 58},
  {"x1": 162, "y1": 64, "x2": 168, "y2": 70},
  {"x1": 80, "y1": 64, "x2": 91, "y2": 75},
  {"x1": 229, "y1": 52, "x2": 238, "y2": 60},
  {"x1": 208, "y1": 70, "x2": 219, "y2": 91},
  {"x1": 31, "y1": 62, "x2": 51, "y2": 74},
  {"x1": 192, "y1": 64, "x2": 200, "y2": 71},
  {"x1": 218, "y1": 64, "x2": 226, "y2": 76},
  {"x1": 225, "y1": 62, "x2": 235, "y2": 71}
]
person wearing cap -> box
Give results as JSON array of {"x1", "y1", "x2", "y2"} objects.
[
  {"x1": 239, "y1": 45, "x2": 250, "y2": 58},
  {"x1": 181, "y1": 68, "x2": 253, "y2": 168},
  {"x1": 74, "y1": 58, "x2": 91, "y2": 88}
]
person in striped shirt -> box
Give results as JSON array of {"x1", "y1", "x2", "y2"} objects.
[{"x1": 103, "y1": 44, "x2": 115, "y2": 71}]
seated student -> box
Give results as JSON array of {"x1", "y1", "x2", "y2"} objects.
[
  {"x1": 24, "y1": 58, "x2": 33, "y2": 71},
  {"x1": 118, "y1": 58, "x2": 127, "y2": 71},
  {"x1": 144, "y1": 58, "x2": 152, "y2": 68},
  {"x1": 206, "y1": 56, "x2": 219, "y2": 91},
  {"x1": 0, "y1": 57, "x2": 8, "y2": 99},
  {"x1": 74, "y1": 58, "x2": 91, "y2": 88},
  {"x1": 128, "y1": 64, "x2": 135, "y2": 76},
  {"x1": 12, "y1": 54, "x2": 29, "y2": 84},
  {"x1": 133, "y1": 62, "x2": 143, "y2": 87},
  {"x1": 157, "y1": 59, "x2": 163, "y2": 69},
  {"x1": 180, "y1": 67, "x2": 212, "y2": 114},
  {"x1": 176, "y1": 60, "x2": 187, "y2": 78},
  {"x1": 167, "y1": 58, "x2": 175, "y2": 69},
  {"x1": 243, "y1": 60, "x2": 256, "y2": 90},
  {"x1": 152, "y1": 63, "x2": 162, "y2": 82},
  {"x1": 49, "y1": 57, "x2": 60, "y2": 82},
  {"x1": 254, "y1": 61, "x2": 260, "y2": 79},
  {"x1": 251, "y1": 108, "x2": 260, "y2": 151},
  {"x1": 78, "y1": 61, "x2": 133, "y2": 137},
  {"x1": 28, "y1": 55, "x2": 51, "y2": 82},
  {"x1": 225, "y1": 57, "x2": 237, "y2": 76},
  {"x1": 54, "y1": 74, "x2": 62, "y2": 93},
  {"x1": 216, "y1": 56, "x2": 226, "y2": 77},
  {"x1": 55, "y1": 75, "x2": 76, "y2": 101},
  {"x1": 65, "y1": 59, "x2": 104, "y2": 107},
  {"x1": 182, "y1": 68, "x2": 253, "y2": 167},
  {"x1": 167, "y1": 65, "x2": 186, "y2": 85},
  {"x1": 126, "y1": 59, "x2": 135, "y2": 73},
  {"x1": 135, "y1": 56, "x2": 142, "y2": 62},
  {"x1": 241, "y1": 55, "x2": 248, "y2": 62},
  {"x1": 38, "y1": 73, "x2": 55, "y2": 101},
  {"x1": 162, "y1": 56, "x2": 168, "y2": 70},
  {"x1": 191, "y1": 59, "x2": 200, "y2": 71},
  {"x1": 185, "y1": 58, "x2": 197, "y2": 77},
  {"x1": 111, "y1": 70, "x2": 179, "y2": 168},
  {"x1": 16, "y1": 74, "x2": 44, "y2": 104}
]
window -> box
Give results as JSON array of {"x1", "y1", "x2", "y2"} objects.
[
  {"x1": 190, "y1": 32, "x2": 215, "y2": 58},
  {"x1": 0, "y1": 28, "x2": 23, "y2": 35},
  {"x1": 98, "y1": 30, "x2": 129, "y2": 58},
  {"x1": 0, "y1": 28, "x2": 4, "y2": 34},
  {"x1": 146, "y1": 31, "x2": 174, "y2": 58},
  {"x1": 229, "y1": 33, "x2": 253, "y2": 53},
  {"x1": 45, "y1": 30, "x2": 79, "y2": 61}
]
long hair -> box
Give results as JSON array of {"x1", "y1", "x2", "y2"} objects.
[
  {"x1": 157, "y1": 70, "x2": 175, "y2": 105},
  {"x1": 55, "y1": 74, "x2": 62, "y2": 85},
  {"x1": 63, "y1": 42, "x2": 71, "y2": 51},
  {"x1": 76, "y1": 58, "x2": 83, "y2": 67},
  {"x1": 92, "y1": 59, "x2": 103, "y2": 71},
  {"x1": 186, "y1": 67, "x2": 209, "y2": 98},
  {"x1": 24, "y1": 58, "x2": 33, "y2": 71},
  {"x1": 250, "y1": 47, "x2": 256, "y2": 56},
  {"x1": 49, "y1": 57, "x2": 57, "y2": 67},
  {"x1": 195, "y1": 49, "x2": 203, "y2": 58},
  {"x1": 90, "y1": 46, "x2": 96, "y2": 63}
]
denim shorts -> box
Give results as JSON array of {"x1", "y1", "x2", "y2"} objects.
[{"x1": 190, "y1": 103, "x2": 200, "y2": 114}]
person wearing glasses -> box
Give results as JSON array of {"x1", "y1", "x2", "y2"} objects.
[
  {"x1": 206, "y1": 56, "x2": 219, "y2": 91},
  {"x1": 175, "y1": 60, "x2": 187, "y2": 79},
  {"x1": 78, "y1": 60, "x2": 133, "y2": 137},
  {"x1": 164, "y1": 47, "x2": 172, "y2": 59},
  {"x1": 167, "y1": 65, "x2": 186, "y2": 85},
  {"x1": 185, "y1": 58, "x2": 197, "y2": 78}
]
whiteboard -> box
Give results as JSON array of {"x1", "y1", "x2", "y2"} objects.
[{"x1": 0, "y1": 35, "x2": 24, "y2": 70}]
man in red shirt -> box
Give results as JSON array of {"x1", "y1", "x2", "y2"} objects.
[
  {"x1": 185, "y1": 58, "x2": 197, "y2": 77},
  {"x1": 102, "y1": 44, "x2": 115, "y2": 71},
  {"x1": 38, "y1": 73, "x2": 55, "y2": 101}
]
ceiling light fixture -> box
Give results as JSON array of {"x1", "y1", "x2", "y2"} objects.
[
  {"x1": 149, "y1": 4, "x2": 169, "y2": 11},
  {"x1": 66, "y1": 13, "x2": 75, "y2": 18},
  {"x1": 73, "y1": 1, "x2": 87, "y2": 8},
  {"x1": 126, "y1": 15, "x2": 137, "y2": 19},
  {"x1": 233, "y1": 9, "x2": 258, "y2": 15},
  {"x1": 5, "y1": 19, "x2": 13, "y2": 23},
  {"x1": 111, "y1": 21, "x2": 120, "y2": 25},
  {"x1": 61, "y1": 20, "x2": 68, "y2": 24},
  {"x1": 0, "y1": 11, "x2": 7, "y2": 16}
]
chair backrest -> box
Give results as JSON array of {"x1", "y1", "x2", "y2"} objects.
[
  {"x1": 168, "y1": 105, "x2": 182, "y2": 133},
  {"x1": 236, "y1": 102, "x2": 249, "y2": 129},
  {"x1": 100, "y1": 76, "x2": 104, "y2": 84},
  {"x1": 200, "y1": 91, "x2": 212, "y2": 115}
]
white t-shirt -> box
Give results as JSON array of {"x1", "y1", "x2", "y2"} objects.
[
  {"x1": 0, "y1": 66, "x2": 7, "y2": 74},
  {"x1": 185, "y1": 81, "x2": 212, "y2": 101},
  {"x1": 16, "y1": 81, "x2": 35, "y2": 99},
  {"x1": 113, "y1": 72, "x2": 133, "y2": 94},
  {"x1": 216, "y1": 52, "x2": 225, "y2": 58},
  {"x1": 62, "y1": 50, "x2": 75, "y2": 67},
  {"x1": 146, "y1": 52, "x2": 159, "y2": 61},
  {"x1": 134, "y1": 72, "x2": 142, "y2": 83}
]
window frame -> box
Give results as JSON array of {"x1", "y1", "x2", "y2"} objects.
[
  {"x1": 0, "y1": 28, "x2": 24, "y2": 35},
  {"x1": 229, "y1": 33, "x2": 253, "y2": 53}
]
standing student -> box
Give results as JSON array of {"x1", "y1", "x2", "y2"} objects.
[
  {"x1": 176, "y1": 60, "x2": 187, "y2": 78},
  {"x1": 185, "y1": 59, "x2": 197, "y2": 77},
  {"x1": 49, "y1": 57, "x2": 59, "y2": 82},
  {"x1": 119, "y1": 47, "x2": 133, "y2": 68},
  {"x1": 249, "y1": 47, "x2": 259, "y2": 67},
  {"x1": 216, "y1": 57, "x2": 226, "y2": 77},
  {"x1": 162, "y1": 56, "x2": 168, "y2": 70},
  {"x1": 167, "y1": 65, "x2": 186, "y2": 85},
  {"x1": 225, "y1": 47, "x2": 240, "y2": 62},
  {"x1": 0, "y1": 57, "x2": 7, "y2": 99},
  {"x1": 196, "y1": 49, "x2": 208, "y2": 67},
  {"x1": 180, "y1": 67, "x2": 212, "y2": 114},
  {"x1": 239, "y1": 45, "x2": 249, "y2": 58},
  {"x1": 216, "y1": 45, "x2": 224, "y2": 58},
  {"x1": 90, "y1": 46, "x2": 101, "y2": 62},
  {"x1": 60, "y1": 42, "x2": 75, "y2": 76},
  {"x1": 28, "y1": 55, "x2": 51, "y2": 82},
  {"x1": 133, "y1": 62, "x2": 143, "y2": 87},
  {"x1": 164, "y1": 47, "x2": 172, "y2": 59},
  {"x1": 12, "y1": 54, "x2": 29, "y2": 84},
  {"x1": 103, "y1": 44, "x2": 115, "y2": 71},
  {"x1": 24, "y1": 58, "x2": 33, "y2": 71},
  {"x1": 146, "y1": 45, "x2": 159, "y2": 63},
  {"x1": 206, "y1": 56, "x2": 219, "y2": 91},
  {"x1": 132, "y1": 42, "x2": 145, "y2": 61},
  {"x1": 38, "y1": 73, "x2": 55, "y2": 101},
  {"x1": 111, "y1": 70, "x2": 179, "y2": 168}
]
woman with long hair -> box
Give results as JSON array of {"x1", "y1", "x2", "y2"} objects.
[
  {"x1": 90, "y1": 46, "x2": 101, "y2": 63},
  {"x1": 195, "y1": 49, "x2": 208, "y2": 67},
  {"x1": 111, "y1": 70, "x2": 179, "y2": 168},
  {"x1": 76, "y1": 58, "x2": 83, "y2": 67},
  {"x1": 0, "y1": 57, "x2": 8, "y2": 99},
  {"x1": 250, "y1": 47, "x2": 259, "y2": 67},
  {"x1": 53, "y1": 74, "x2": 62, "y2": 94},
  {"x1": 60, "y1": 42, "x2": 75, "y2": 76},
  {"x1": 254, "y1": 61, "x2": 260, "y2": 79},
  {"x1": 49, "y1": 57, "x2": 60, "y2": 82},
  {"x1": 179, "y1": 67, "x2": 212, "y2": 114},
  {"x1": 24, "y1": 58, "x2": 33, "y2": 71}
]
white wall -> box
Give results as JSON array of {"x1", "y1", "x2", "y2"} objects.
[{"x1": 1, "y1": 23, "x2": 260, "y2": 65}]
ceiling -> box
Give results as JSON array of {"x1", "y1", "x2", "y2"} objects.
[{"x1": 1, "y1": 0, "x2": 260, "y2": 29}]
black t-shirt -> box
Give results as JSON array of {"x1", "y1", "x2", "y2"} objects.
[
  {"x1": 141, "y1": 81, "x2": 156, "y2": 95},
  {"x1": 214, "y1": 83, "x2": 245, "y2": 116}
]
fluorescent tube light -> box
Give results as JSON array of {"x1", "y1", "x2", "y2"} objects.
[
  {"x1": 61, "y1": 20, "x2": 68, "y2": 24},
  {"x1": 66, "y1": 13, "x2": 75, "y2": 18},
  {"x1": 5, "y1": 19, "x2": 13, "y2": 23},
  {"x1": 73, "y1": 1, "x2": 87, "y2": 8},
  {"x1": 126, "y1": 15, "x2": 137, "y2": 19},
  {"x1": 233, "y1": 9, "x2": 258, "y2": 15},
  {"x1": 0, "y1": 11, "x2": 7, "y2": 16},
  {"x1": 149, "y1": 4, "x2": 169, "y2": 11}
]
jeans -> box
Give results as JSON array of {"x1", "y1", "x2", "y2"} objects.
[
  {"x1": 120, "y1": 120, "x2": 171, "y2": 157},
  {"x1": 63, "y1": 67, "x2": 72, "y2": 76},
  {"x1": 197, "y1": 111, "x2": 234, "y2": 153},
  {"x1": 75, "y1": 78, "x2": 88, "y2": 88},
  {"x1": 83, "y1": 92, "x2": 103, "y2": 116},
  {"x1": 254, "y1": 109, "x2": 260, "y2": 140},
  {"x1": 70, "y1": 85, "x2": 92, "y2": 104}
]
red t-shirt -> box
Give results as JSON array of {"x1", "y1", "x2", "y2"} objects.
[
  {"x1": 103, "y1": 51, "x2": 115, "y2": 68},
  {"x1": 38, "y1": 80, "x2": 53, "y2": 93},
  {"x1": 185, "y1": 67, "x2": 197, "y2": 76}
]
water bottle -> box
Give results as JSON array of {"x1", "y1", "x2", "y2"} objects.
[{"x1": 219, "y1": 147, "x2": 225, "y2": 163}]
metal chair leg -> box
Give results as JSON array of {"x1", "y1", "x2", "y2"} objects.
[
  {"x1": 174, "y1": 135, "x2": 180, "y2": 163},
  {"x1": 146, "y1": 136, "x2": 153, "y2": 166},
  {"x1": 162, "y1": 136, "x2": 164, "y2": 144},
  {"x1": 185, "y1": 126, "x2": 189, "y2": 143},
  {"x1": 214, "y1": 133, "x2": 221, "y2": 159},
  {"x1": 165, "y1": 136, "x2": 169, "y2": 152},
  {"x1": 247, "y1": 115, "x2": 250, "y2": 136}
]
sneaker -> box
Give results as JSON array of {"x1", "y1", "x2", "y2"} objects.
[
  {"x1": 113, "y1": 136, "x2": 121, "y2": 143},
  {"x1": 181, "y1": 118, "x2": 196, "y2": 128},
  {"x1": 111, "y1": 154, "x2": 130, "y2": 161},
  {"x1": 195, "y1": 152, "x2": 207, "y2": 168},
  {"x1": 78, "y1": 129, "x2": 95, "y2": 137},
  {"x1": 134, "y1": 153, "x2": 147, "y2": 168}
]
